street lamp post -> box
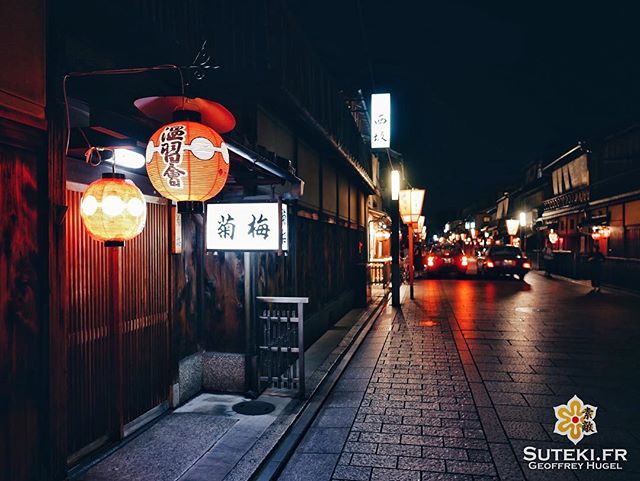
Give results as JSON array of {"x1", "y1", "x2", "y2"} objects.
[
  {"x1": 519, "y1": 211, "x2": 527, "y2": 253},
  {"x1": 399, "y1": 188, "x2": 426, "y2": 300},
  {"x1": 390, "y1": 170, "x2": 401, "y2": 307}
]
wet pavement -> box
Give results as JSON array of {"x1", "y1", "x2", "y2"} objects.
[{"x1": 278, "y1": 273, "x2": 640, "y2": 481}]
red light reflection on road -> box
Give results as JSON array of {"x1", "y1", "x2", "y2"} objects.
[{"x1": 418, "y1": 320, "x2": 438, "y2": 327}]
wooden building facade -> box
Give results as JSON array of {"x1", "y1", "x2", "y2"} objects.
[{"x1": 0, "y1": 1, "x2": 374, "y2": 480}]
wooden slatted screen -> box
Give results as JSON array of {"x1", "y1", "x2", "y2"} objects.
[
  {"x1": 121, "y1": 201, "x2": 170, "y2": 425},
  {"x1": 65, "y1": 187, "x2": 170, "y2": 462},
  {"x1": 65, "y1": 189, "x2": 113, "y2": 458}
]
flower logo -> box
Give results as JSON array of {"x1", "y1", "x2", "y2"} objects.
[{"x1": 553, "y1": 395, "x2": 597, "y2": 445}]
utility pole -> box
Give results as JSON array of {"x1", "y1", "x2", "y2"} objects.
[
  {"x1": 391, "y1": 171, "x2": 401, "y2": 307},
  {"x1": 391, "y1": 197, "x2": 401, "y2": 306}
]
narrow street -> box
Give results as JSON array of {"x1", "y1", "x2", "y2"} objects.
[
  {"x1": 278, "y1": 275, "x2": 640, "y2": 481},
  {"x1": 4, "y1": 3, "x2": 640, "y2": 481}
]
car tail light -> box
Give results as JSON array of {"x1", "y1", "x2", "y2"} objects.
[
  {"x1": 427, "y1": 256, "x2": 435, "y2": 267},
  {"x1": 486, "y1": 259, "x2": 494, "y2": 268},
  {"x1": 523, "y1": 261, "x2": 531, "y2": 269},
  {"x1": 461, "y1": 256, "x2": 468, "y2": 266}
]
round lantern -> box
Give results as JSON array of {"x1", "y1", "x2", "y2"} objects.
[
  {"x1": 145, "y1": 111, "x2": 230, "y2": 213},
  {"x1": 80, "y1": 173, "x2": 147, "y2": 247},
  {"x1": 548, "y1": 229, "x2": 559, "y2": 245}
]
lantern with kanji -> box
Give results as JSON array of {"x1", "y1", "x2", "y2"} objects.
[
  {"x1": 145, "y1": 112, "x2": 230, "y2": 213},
  {"x1": 80, "y1": 173, "x2": 146, "y2": 247}
]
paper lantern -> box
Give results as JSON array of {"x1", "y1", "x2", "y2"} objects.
[
  {"x1": 145, "y1": 114, "x2": 230, "y2": 213},
  {"x1": 506, "y1": 219, "x2": 520, "y2": 236},
  {"x1": 399, "y1": 189, "x2": 426, "y2": 225},
  {"x1": 80, "y1": 173, "x2": 146, "y2": 247},
  {"x1": 548, "y1": 229, "x2": 559, "y2": 245}
]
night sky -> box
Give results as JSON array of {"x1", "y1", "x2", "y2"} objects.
[{"x1": 288, "y1": 1, "x2": 640, "y2": 230}]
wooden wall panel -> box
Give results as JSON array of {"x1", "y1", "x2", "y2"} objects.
[
  {"x1": 202, "y1": 252, "x2": 245, "y2": 353},
  {"x1": 256, "y1": 108, "x2": 294, "y2": 160},
  {"x1": 171, "y1": 216, "x2": 201, "y2": 362},
  {"x1": 297, "y1": 141, "x2": 320, "y2": 209},
  {"x1": 65, "y1": 189, "x2": 113, "y2": 458},
  {"x1": 338, "y1": 176, "x2": 349, "y2": 220},
  {"x1": 0, "y1": 0, "x2": 46, "y2": 127},
  {"x1": 322, "y1": 163, "x2": 337, "y2": 215},
  {"x1": 0, "y1": 143, "x2": 44, "y2": 481}
]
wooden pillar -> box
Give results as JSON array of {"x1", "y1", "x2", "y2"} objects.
[{"x1": 47, "y1": 112, "x2": 68, "y2": 480}]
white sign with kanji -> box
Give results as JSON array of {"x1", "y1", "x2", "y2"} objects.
[
  {"x1": 206, "y1": 202, "x2": 288, "y2": 251},
  {"x1": 371, "y1": 93, "x2": 391, "y2": 149}
]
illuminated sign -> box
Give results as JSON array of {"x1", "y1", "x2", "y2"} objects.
[
  {"x1": 206, "y1": 202, "x2": 288, "y2": 251},
  {"x1": 371, "y1": 93, "x2": 391, "y2": 149}
]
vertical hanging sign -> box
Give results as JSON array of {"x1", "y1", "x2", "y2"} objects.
[{"x1": 371, "y1": 93, "x2": 391, "y2": 149}]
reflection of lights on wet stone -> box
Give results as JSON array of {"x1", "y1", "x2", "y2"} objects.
[
  {"x1": 515, "y1": 306, "x2": 547, "y2": 313},
  {"x1": 419, "y1": 320, "x2": 438, "y2": 327}
]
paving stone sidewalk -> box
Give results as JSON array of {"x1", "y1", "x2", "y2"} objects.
[
  {"x1": 278, "y1": 276, "x2": 640, "y2": 481},
  {"x1": 279, "y1": 289, "x2": 518, "y2": 481}
]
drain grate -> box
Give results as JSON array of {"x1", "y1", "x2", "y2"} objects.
[{"x1": 232, "y1": 401, "x2": 275, "y2": 416}]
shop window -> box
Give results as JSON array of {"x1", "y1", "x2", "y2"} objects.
[{"x1": 569, "y1": 219, "x2": 575, "y2": 230}]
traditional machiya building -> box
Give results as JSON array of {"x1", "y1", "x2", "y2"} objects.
[
  {"x1": 540, "y1": 143, "x2": 590, "y2": 260},
  {"x1": 537, "y1": 130, "x2": 640, "y2": 287},
  {"x1": 586, "y1": 125, "x2": 640, "y2": 288},
  {"x1": 0, "y1": 1, "x2": 374, "y2": 479}
]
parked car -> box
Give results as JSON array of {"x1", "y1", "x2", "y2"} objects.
[
  {"x1": 422, "y1": 244, "x2": 468, "y2": 277},
  {"x1": 477, "y1": 245, "x2": 531, "y2": 280}
]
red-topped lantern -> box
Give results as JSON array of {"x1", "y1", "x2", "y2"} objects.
[
  {"x1": 145, "y1": 111, "x2": 230, "y2": 213},
  {"x1": 80, "y1": 173, "x2": 147, "y2": 247}
]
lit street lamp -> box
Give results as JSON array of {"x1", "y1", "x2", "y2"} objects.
[
  {"x1": 519, "y1": 211, "x2": 527, "y2": 252},
  {"x1": 399, "y1": 188, "x2": 426, "y2": 300}
]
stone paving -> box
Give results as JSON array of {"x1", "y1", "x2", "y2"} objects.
[{"x1": 278, "y1": 274, "x2": 640, "y2": 481}]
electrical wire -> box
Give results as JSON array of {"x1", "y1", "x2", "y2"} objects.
[{"x1": 62, "y1": 64, "x2": 186, "y2": 158}]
